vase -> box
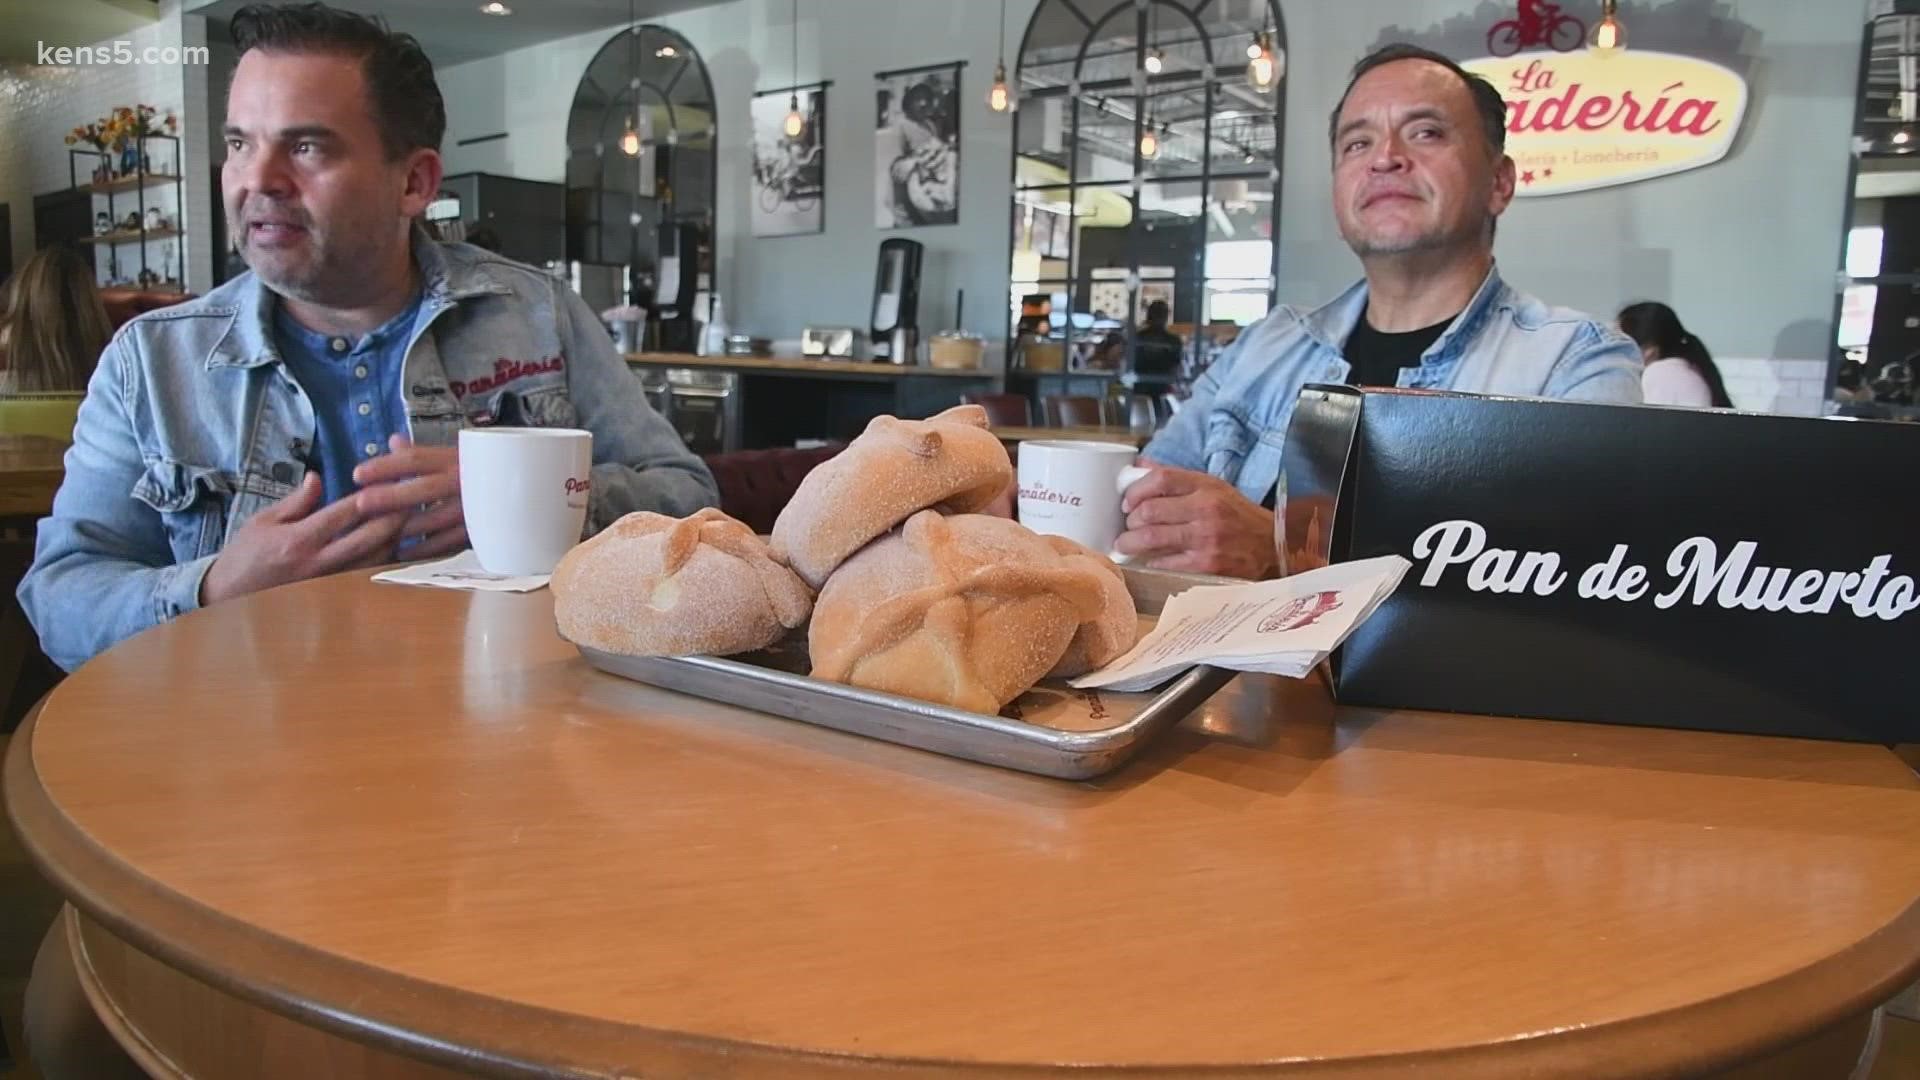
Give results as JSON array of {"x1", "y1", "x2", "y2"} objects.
[{"x1": 119, "y1": 144, "x2": 138, "y2": 176}]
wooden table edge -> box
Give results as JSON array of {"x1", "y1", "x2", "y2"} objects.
[{"x1": 10, "y1": 703, "x2": 1920, "y2": 1079}]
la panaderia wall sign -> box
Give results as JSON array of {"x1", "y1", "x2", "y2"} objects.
[{"x1": 1460, "y1": 49, "x2": 1750, "y2": 196}]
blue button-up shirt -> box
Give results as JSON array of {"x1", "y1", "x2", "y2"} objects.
[
  {"x1": 273, "y1": 292, "x2": 421, "y2": 506},
  {"x1": 1143, "y1": 265, "x2": 1644, "y2": 504}
]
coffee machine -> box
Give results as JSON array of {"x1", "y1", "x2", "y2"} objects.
[{"x1": 870, "y1": 238, "x2": 924, "y2": 364}]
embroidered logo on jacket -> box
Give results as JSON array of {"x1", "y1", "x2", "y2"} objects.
[{"x1": 449, "y1": 356, "x2": 565, "y2": 399}]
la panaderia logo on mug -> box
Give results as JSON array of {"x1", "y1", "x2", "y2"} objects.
[
  {"x1": 564, "y1": 475, "x2": 592, "y2": 508},
  {"x1": 1257, "y1": 591, "x2": 1342, "y2": 634},
  {"x1": 1017, "y1": 483, "x2": 1084, "y2": 508}
]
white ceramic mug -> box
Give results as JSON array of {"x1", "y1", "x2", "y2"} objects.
[
  {"x1": 458, "y1": 427, "x2": 594, "y2": 575},
  {"x1": 1015, "y1": 439, "x2": 1151, "y2": 556}
]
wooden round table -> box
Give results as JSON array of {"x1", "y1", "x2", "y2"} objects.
[{"x1": 10, "y1": 571, "x2": 1920, "y2": 1079}]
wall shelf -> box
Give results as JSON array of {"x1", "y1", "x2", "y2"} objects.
[
  {"x1": 67, "y1": 132, "x2": 184, "y2": 290},
  {"x1": 88, "y1": 172, "x2": 183, "y2": 196},
  {"x1": 78, "y1": 226, "x2": 181, "y2": 247}
]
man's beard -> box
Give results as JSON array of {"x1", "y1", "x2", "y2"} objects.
[
  {"x1": 1347, "y1": 215, "x2": 1487, "y2": 259},
  {"x1": 229, "y1": 202, "x2": 395, "y2": 306}
]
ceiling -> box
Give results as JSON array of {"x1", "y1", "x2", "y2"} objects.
[
  {"x1": 185, "y1": 0, "x2": 717, "y2": 66},
  {"x1": 1862, "y1": 13, "x2": 1920, "y2": 149},
  {"x1": 0, "y1": 0, "x2": 159, "y2": 64}
]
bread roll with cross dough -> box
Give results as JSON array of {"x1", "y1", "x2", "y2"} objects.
[
  {"x1": 808, "y1": 512, "x2": 1115, "y2": 712},
  {"x1": 552, "y1": 508, "x2": 812, "y2": 657},
  {"x1": 1038, "y1": 534, "x2": 1140, "y2": 678},
  {"x1": 770, "y1": 404, "x2": 1013, "y2": 590}
]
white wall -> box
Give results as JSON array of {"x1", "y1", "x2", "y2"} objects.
[
  {"x1": 437, "y1": 0, "x2": 1033, "y2": 351},
  {"x1": 0, "y1": 0, "x2": 214, "y2": 291}
]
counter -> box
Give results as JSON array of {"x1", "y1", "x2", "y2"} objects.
[{"x1": 626, "y1": 352, "x2": 996, "y2": 450}]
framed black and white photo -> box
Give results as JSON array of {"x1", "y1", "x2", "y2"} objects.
[
  {"x1": 750, "y1": 84, "x2": 827, "y2": 237},
  {"x1": 874, "y1": 62, "x2": 960, "y2": 228}
]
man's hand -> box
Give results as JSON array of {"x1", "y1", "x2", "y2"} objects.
[
  {"x1": 1113, "y1": 465, "x2": 1279, "y2": 579},
  {"x1": 352, "y1": 434, "x2": 467, "y2": 559},
  {"x1": 198, "y1": 473, "x2": 409, "y2": 605}
]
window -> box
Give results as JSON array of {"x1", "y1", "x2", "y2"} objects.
[{"x1": 1009, "y1": 0, "x2": 1284, "y2": 373}]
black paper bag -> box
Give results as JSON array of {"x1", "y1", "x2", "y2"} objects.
[{"x1": 1278, "y1": 385, "x2": 1920, "y2": 742}]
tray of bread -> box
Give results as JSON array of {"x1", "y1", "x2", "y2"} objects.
[{"x1": 551, "y1": 405, "x2": 1239, "y2": 780}]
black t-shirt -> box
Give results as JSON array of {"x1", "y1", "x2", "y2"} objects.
[
  {"x1": 1343, "y1": 306, "x2": 1455, "y2": 388},
  {"x1": 1257, "y1": 306, "x2": 1459, "y2": 511}
]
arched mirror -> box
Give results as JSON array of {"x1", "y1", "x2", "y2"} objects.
[
  {"x1": 1834, "y1": 9, "x2": 1920, "y2": 418},
  {"x1": 1010, "y1": 0, "x2": 1284, "y2": 389},
  {"x1": 565, "y1": 24, "x2": 716, "y2": 304}
]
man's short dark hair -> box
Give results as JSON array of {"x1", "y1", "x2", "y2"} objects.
[
  {"x1": 231, "y1": 2, "x2": 445, "y2": 161},
  {"x1": 1327, "y1": 43, "x2": 1507, "y2": 158}
]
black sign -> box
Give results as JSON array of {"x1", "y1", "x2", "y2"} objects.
[{"x1": 1279, "y1": 385, "x2": 1920, "y2": 743}]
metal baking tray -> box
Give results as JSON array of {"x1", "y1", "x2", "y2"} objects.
[{"x1": 576, "y1": 565, "x2": 1237, "y2": 780}]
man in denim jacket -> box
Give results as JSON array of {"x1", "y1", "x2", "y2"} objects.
[
  {"x1": 21, "y1": 5, "x2": 717, "y2": 1077},
  {"x1": 1119, "y1": 44, "x2": 1642, "y2": 579},
  {"x1": 18, "y1": 3, "x2": 717, "y2": 677}
]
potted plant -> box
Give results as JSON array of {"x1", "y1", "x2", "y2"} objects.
[
  {"x1": 109, "y1": 107, "x2": 139, "y2": 175},
  {"x1": 64, "y1": 121, "x2": 112, "y2": 184},
  {"x1": 123, "y1": 105, "x2": 177, "y2": 173}
]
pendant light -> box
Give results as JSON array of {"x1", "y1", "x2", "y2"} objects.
[
  {"x1": 1589, "y1": 0, "x2": 1627, "y2": 55},
  {"x1": 783, "y1": 0, "x2": 806, "y2": 137},
  {"x1": 987, "y1": 0, "x2": 1014, "y2": 112},
  {"x1": 1246, "y1": 30, "x2": 1281, "y2": 94},
  {"x1": 619, "y1": 0, "x2": 641, "y2": 156}
]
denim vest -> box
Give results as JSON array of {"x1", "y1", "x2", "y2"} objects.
[
  {"x1": 1142, "y1": 266, "x2": 1644, "y2": 503},
  {"x1": 20, "y1": 239, "x2": 718, "y2": 671}
]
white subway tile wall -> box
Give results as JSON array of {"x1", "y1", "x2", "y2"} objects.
[
  {"x1": 0, "y1": 0, "x2": 211, "y2": 291},
  {"x1": 1716, "y1": 358, "x2": 1830, "y2": 417}
]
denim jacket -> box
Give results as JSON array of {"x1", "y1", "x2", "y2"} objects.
[
  {"x1": 1142, "y1": 265, "x2": 1644, "y2": 503},
  {"x1": 20, "y1": 239, "x2": 718, "y2": 671}
]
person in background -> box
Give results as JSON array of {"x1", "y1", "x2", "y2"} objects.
[
  {"x1": 0, "y1": 246, "x2": 112, "y2": 394},
  {"x1": 1131, "y1": 299, "x2": 1184, "y2": 387},
  {"x1": 1834, "y1": 358, "x2": 1872, "y2": 405},
  {"x1": 1617, "y1": 301, "x2": 1733, "y2": 408},
  {"x1": 20, "y1": 7, "x2": 717, "y2": 1072},
  {"x1": 1120, "y1": 43, "x2": 1641, "y2": 579}
]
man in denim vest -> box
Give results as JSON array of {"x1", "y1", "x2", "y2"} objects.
[
  {"x1": 18, "y1": 5, "x2": 716, "y2": 1074},
  {"x1": 1120, "y1": 44, "x2": 1641, "y2": 579},
  {"x1": 18, "y1": 3, "x2": 717, "y2": 677}
]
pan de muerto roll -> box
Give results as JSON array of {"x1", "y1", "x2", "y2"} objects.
[
  {"x1": 1039, "y1": 535, "x2": 1140, "y2": 678},
  {"x1": 553, "y1": 508, "x2": 812, "y2": 657},
  {"x1": 771, "y1": 405, "x2": 1013, "y2": 590},
  {"x1": 809, "y1": 512, "x2": 1113, "y2": 712}
]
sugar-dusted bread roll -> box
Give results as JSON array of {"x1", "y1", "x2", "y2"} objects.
[
  {"x1": 1040, "y1": 535, "x2": 1140, "y2": 678},
  {"x1": 809, "y1": 512, "x2": 1112, "y2": 712},
  {"x1": 552, "y1": 508, "x2": 812, "y2": 657},
  {"x1": 771, "y1": 405, "x2": 1013, "y2": 590}
]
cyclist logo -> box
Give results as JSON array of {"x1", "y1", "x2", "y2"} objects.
[
  {"x1": 1487, "y1": 0, "x2": 1585, "y2": 57},
  {"x1": 1256, "y1": 591, "x2": 1343, "y2": 635}
]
